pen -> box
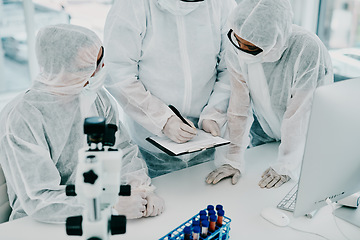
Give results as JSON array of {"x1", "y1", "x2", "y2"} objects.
[{"x1": 168, "y1": 105, "x2": 193, "y2": 128}]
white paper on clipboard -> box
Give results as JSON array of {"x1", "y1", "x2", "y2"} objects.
[{"x1": 146, "y1": 130, "x2": 230, "y2": 156}]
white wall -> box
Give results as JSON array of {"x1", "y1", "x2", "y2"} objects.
[
  {"x1": 0, "y1": 0, "x2": 4, "y2": 87},
  {"x1": 290, "y1": 0, "x2": 320, "y2": 33}
]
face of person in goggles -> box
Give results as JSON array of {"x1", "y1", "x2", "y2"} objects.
[
  {"x1": 227, "y1": 29, "x2": 263, "y2": 56},
  {"x1": 84, "y1": 46, "x2": 104, "y2": 87}
]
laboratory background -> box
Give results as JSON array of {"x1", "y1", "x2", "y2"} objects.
[
  {"x1": 0, "y1": 0, "x2": 359, "y2": 112},
  {"x1": 0, "y1": 1, "x2": 360, "y2": 239}
]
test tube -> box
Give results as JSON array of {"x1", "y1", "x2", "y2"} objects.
[
  {"x1": 217, "y1": 209, "x2": 225, "y2": 227},
  {"x1": 209, "y1": 214, "x2": 217, "y2": 232},
  {"x1": 201, "y1": 220, "x2": 209, "y2": 238},
  {"x1": 216, "y1": 204, "x2": 223, "y2": 211},
  {"x1": 200, "y1": 214, "x2": 207, "y2": 227},
  {"x1": 192, "y1": 226, "x2": 200, "y2": 240},
  {"x1": 208, "y1": 210, "x2": 216, "y2": 220},
  {"x1": 207, "y1": 205, "x2": 214, "y2": 211},
  {"x1": 199, "y1": 210, "x2": 206, "y2": 217},
  {"x1": 183, "y1": 226, "x2": 191, "y2": 240},
  {"x1": 192, "y1": 220, "x2": 200, "y2": 228}
]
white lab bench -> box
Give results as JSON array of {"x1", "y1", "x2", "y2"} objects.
[{"x1": 0, "y1": 142, "x2": 359, "y2": 240}]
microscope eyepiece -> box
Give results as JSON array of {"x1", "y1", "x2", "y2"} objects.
[
  {"x1": 84, "y1": 117, "x2": 118, "y2": 147},
  {"x1": 84, "y1": 117, "x2": 106, "y2": 145}
]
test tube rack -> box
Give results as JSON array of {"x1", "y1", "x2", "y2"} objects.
[{"x1": 159, "y1": 210, "x2": 231, "y2": 240}]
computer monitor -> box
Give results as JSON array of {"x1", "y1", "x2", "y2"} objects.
[{"x1": 293, "y1": 78, "x2": 360, "y2": 220}]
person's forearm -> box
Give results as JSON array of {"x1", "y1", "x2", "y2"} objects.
[
  {"x1": 199, "y1": 81, "x2": 230, "y2": 129},
  {"x1": 272, "y1": 89, "x2": 314, "y2": 180},
  {"x1": 227, "y1": 74, "x2": 251, "y2": 159},
  {"x1": 105, "y1": 77, "x2": 173, "y2": 136},
  {"x1": 20, "y1": 191, "x2": 83, "y2": 224},
  {"x1": 214, "y1": 71, "x2": 252, "y2": 172}
]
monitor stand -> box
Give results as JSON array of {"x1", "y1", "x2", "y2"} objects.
[{"x1": 333, "y1": 206, "x2": 360, "y2": 228}]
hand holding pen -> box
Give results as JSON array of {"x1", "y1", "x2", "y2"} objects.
[{"x1": 162, "y1": 105, "x2": 197, "y2": 143}]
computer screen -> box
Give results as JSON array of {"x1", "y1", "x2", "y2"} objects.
[{"x1": 293, "y1": 78, "x2": 360, "y2": 218}]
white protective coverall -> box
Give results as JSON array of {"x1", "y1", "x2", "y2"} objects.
[
  {"x1": 218, "y1": 0, "x2": 333, "y2": 180},
  {"x1": 104, "y1": 0, "x2": 237, "y2": 177},
  {"x1": 0, "y1": 24, "x2": 154, "y2": 223}
]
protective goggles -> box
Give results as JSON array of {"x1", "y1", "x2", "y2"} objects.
[
  {"x1": 93, "y1": 46, "x2": 104, "y2": 76},
  {"x1": 227, "y1": 29, "x2": 263, "y2": 56},
  {"x1": 180, "y1": 0, "x2": 204, "y2": 2}
]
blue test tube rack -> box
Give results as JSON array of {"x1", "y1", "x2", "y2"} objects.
[{"x1": 159, "y1": 210, "x2": 231, "y2": 240}]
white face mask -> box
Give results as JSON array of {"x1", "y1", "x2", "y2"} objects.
[
  {"x1": 235, "y1": 44, "x2": 288, "y2": 65},
  {"x1": 231, "y1": 44, "x2": 264, "y2": 65},
  {"x1": 79, "y1": 67, "x2": 107, "y2": 118},
  {"x1": 157, "y1": 0, "x2": 202, "y2": 16},
  {"x1": 82, "y1": 66, "x2": 107, "y2": 95}
]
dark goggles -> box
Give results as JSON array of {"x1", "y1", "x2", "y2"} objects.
[
  {"x1": 227, "y1": 29, "x2": 263, "y2": 56},
  {"x1": 96, "y1": 46, "x2": 104, "y2": 67},
  {"x1": 93, "y1": 46, "x2": 104, "y2": 76}
]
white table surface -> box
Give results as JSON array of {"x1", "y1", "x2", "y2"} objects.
[{"x1": 1, "y1": 142, "x2": 359, "y2": 240}]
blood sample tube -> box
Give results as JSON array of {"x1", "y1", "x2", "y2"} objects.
[
  {"x1": 208, "y1": 210, "x2": 215, "y2": 220},
  {"x1": 200, "y1": 214, "x2": 207, "y2": 227},
  {"x1": 216, "y1": 204, "x2": 223, "y2": 212},
  {"x1": 199, "y1": 210, "x2": 207, "y2": 217},
  {"x1": 201, "y1": 220, "x2": 209, "y2": 238},
  {"x1": 209, "y1": 214, "x2": 217, "y2": 232},
  {"x1": 192, "y1": 220, "x2": 200, "y2": 228},
  {"x1": 217, "y1": 209, "x2": 225, "y2": 227},
  {"x1": 183, "y1": 226, "x2": 191, "y2": 240},
  {"x1": 192, "y1": 226, "x2": 200, "y2": 240}
]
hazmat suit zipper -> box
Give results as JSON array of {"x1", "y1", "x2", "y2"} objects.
[{"x1": 176, "y1": 15, "x2": 192, "y2": 115}]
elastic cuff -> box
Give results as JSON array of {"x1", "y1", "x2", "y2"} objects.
[
  {"x1": 157, "y1": 112, "x2": 175, "y2": 137},
  {"x1": 215, "y1": 153, "x2": 245, "y2": 174},
  {"x1": 132, "y1": 184, "x2": 156, "y2": 194},
  {"x1": 270, "y1": 164, "x2": 298, "y2": 181}
]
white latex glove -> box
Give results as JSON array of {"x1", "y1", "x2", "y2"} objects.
[
  {"x1": 113, "y1": 190, "x2": 147, "y2": 219},
  {"x1": 162, "y1": 115, "x2": 197, "y2": 143},
  {"x1": 258, "y1": 167, "x2": 290, "y2": 189},
  {"x1": 202, "y1": 119, "x2": 220, "y2": 136},
  {"x1": 206, "y1": 164, "x2": 241, "y2": 185},
  {"x1": 143, "y1": 192, "x2": 165, "y2": 217}
]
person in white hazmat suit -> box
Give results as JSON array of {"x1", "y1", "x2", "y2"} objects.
[
  {"x1": 0, "y1": 24, "x2": 164, "y2": 223},
  {"x1": 206, "y1": 0, "x2": 333, "y2": 188},
  {"x1": 104, "y1": 0, "x2": 237, "y2": 178}
]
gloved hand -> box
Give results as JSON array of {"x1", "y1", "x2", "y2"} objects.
[
  {"x1": 258, "y1": 167, "x2": 290, "y2": 189},
  {"x1": 113, "y1": 190, "x2": 147, "y2": 219},
  {"x1": 162, "y1": 115, "x2": 197, "y2": 143},
  {"x1": 143, "y1": 192, "x2": 165, "y2": 217},
  {"x1": 206, "y1": 164, "x2": 241, "y2": 185},
  {"x1": 202, "y1": 119, "x2": 220, "y2": 136}
]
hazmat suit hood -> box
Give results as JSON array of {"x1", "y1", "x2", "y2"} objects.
[
  {"x1": 157, "y1": 0, "x2": 203, "y2": 16},
  {"x1": 34, "y1": 24, "x2": 102, "y2": 95},
  {"x1": 228, "y1": 0, "x2": 293, "y2": 63}
]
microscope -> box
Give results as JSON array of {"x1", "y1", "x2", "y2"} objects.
[{"x1": 65, "y1": 117, "x2": 130, "y2": 240}]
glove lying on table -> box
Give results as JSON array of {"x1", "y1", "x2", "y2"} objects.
[
  {"x1": 206, "y1": 164, "x2": 241, "y2": 185},
  {"x1": 258, "y1": 167, "x2": 290, "y2": 189}
]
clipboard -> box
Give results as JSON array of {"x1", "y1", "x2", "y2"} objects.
[{"x1": 146, "y1": 130, "x2": 230, "y2": 156}]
